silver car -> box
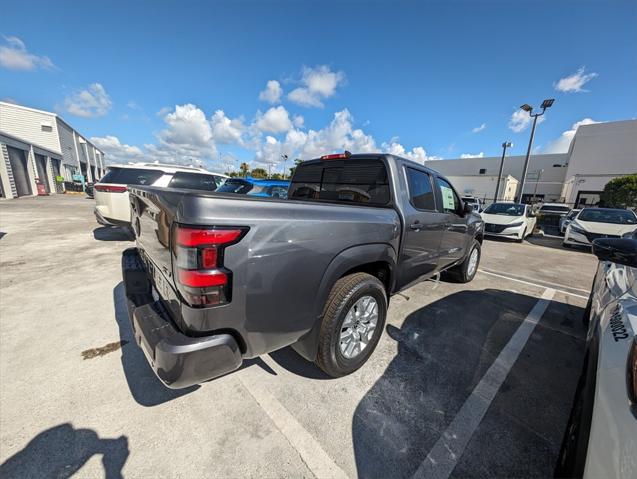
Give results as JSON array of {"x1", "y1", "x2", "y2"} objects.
[
  {"x1": 556, "y1": 231, "x2": 637, "y2": 478},
  {"x1": 560, "y1": 208, "x2": 581, "y2": 234}
]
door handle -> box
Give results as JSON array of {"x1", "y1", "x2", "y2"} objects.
[{"x1": 410, "y1": 222, "x2": 422, "y2": 231}]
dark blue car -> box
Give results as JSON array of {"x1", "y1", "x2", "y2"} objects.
[{"x1": 216, "y1": 178, "x2": 290, "y2": 199}]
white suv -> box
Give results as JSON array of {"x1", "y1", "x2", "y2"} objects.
[{"x1": 94, "y1": 163, "x2": 228, "y2": 228}]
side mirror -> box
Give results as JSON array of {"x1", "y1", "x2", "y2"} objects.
[
  {"x1": 462, "y1": 202, "x2": 474, "y2": 215},
  {"x1": 592, "y1": 238, "x2": 637, "y2": 268}
]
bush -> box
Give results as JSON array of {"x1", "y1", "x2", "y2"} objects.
[{"x1": 600, "y1": 174, "x2": 637, "y2": 208}]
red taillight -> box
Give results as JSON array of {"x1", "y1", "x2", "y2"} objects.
[
  {"x1": 320, "y1": 151, "x2": 352, "y2": 160},
  {"x1": 94, "y1": 184, "x2": 127, "y2": 193},
  {"x1": 176, "y1": 228, "x2": 242, "y2": 247},
  {"x1": 173, "y1": 225, "x2": 247, "y2": 307},
  {"x1": 178, "y1": 270, "x2": 227, "y2": 288}
]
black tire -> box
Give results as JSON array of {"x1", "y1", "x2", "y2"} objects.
[
  {"x1": 442, "y1": 239, "x2": 481, "y2": 283},
  {"x1": 315, "y1": 273, "x2": 387, "y2": 377},
  {"x1": 516, "y1": 228, "x2": 527, "y2": 243},
  {"x1": 562, "y1": 242, "x2": 572, "y2": 249}
]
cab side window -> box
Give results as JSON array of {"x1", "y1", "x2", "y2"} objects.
[
  {"x1": 405, "y1": 167, "x2": 436, "y2": 210},
  {"x1": 435, "y1": 177, "x2": 461, "y2": 214}
]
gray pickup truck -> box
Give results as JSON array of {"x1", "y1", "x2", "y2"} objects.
[{"x1": 123, "y1": 153, "x2": 484, "y2": 388}]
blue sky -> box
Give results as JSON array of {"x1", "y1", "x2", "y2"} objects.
[{"x1": 1, "y1": 0, "x2": 636, "y2": 173}]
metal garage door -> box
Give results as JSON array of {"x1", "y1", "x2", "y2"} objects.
[
  {"x1": 6, "y1": 146, "x2": 32, "y2": 197},
  {"x1": 51, "y1": 159, "x2": 62, "y2": 193},
  {"x1": 35, "y1": 154, "x2": 51, "y2": 193}
]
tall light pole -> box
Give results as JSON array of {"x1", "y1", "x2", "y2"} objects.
[
  {"x1": 494, "y1": 141, "x2": 512, "y2": 203},
  {"x1": 281, "y1": 154, "x2": 288, "y2": 179},
  {"x1": 516, "y1": 98, "x2": 555, "y2": 203}
]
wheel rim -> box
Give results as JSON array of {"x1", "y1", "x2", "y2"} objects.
[
  {"x1": 340, "y1": 295, "x2": 379, "y2": 359},
  {"x1": 467, "y1": 247, "x2": 479, "y2": 277}
]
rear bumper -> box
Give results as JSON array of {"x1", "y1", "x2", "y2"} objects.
[
  {"x1": 122, "y1": 248, "x2": 242, "y2": 389},
  {"x1": 95, "y1": 208, "x2": 131, "y2": 228}
]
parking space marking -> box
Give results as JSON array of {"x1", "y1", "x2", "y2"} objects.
[
  {"x1": 479, "y1": 269, "x2": 589, "y2": 299},
  {"x1": 413, "y1": 288, "x2": 556, "y2": 479},
  {"x1": 237, "y1": 367, "x2": 349, "y2": 479}
]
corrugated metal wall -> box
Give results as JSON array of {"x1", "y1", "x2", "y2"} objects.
[{"x1": 0, "y1": 103, "x2": 60, "y2": 153}]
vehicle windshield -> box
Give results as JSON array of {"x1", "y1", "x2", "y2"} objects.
[
  {"x1": 99, "y1": 167, "x2": 164, "y2": 185},
  {"x1": 566, "y1": 210, "x2": 580, "y2": 220},
  {"x1": 540, "y1": 204, "x2": 570, "y2": 213},
  {"x1": 216, "y1": 179, "x2": 253, "y2": 194},
  {"x1": 483, "y1": 203, "x2": 525, "y2": 216},
  {"x1": 577, "y1": 208, "x2": 637, "y2": 225}
]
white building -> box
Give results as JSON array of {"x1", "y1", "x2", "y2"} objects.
[
  {"x1": 0, "y1": 101, "x2": 105, "y2": 199},
  {"x1": 430, "y1": 119, "x2": 637, "y2": 207},
  {"x1": 446, "y1": 174, "x2": 518, "y2": 202}
]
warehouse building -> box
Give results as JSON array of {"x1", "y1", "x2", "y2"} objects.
[
  {"x1": 0, "y1": 101, "x2": 105, "y2": 199},
  {"x1": 431, "y1": 119, "x2": 636, "y2": 207}
]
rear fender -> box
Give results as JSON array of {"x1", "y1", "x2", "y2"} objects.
[{"x1": 291, "y1": 243, "x2": 396, "y2": 361}]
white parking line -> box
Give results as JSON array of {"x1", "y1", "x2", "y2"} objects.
[
  {"x1": 413, "y1": 288, "x2": 556, "y2": 479},
  {"x1": 479, "y1": 269, "x2": 589, "y2": 299},
  {"x1": 238, "y1": 364, "x2": 349, "y2": 479}
]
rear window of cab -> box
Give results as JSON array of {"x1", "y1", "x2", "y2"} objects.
[
  {"x1": 99, "y1": 167, "x2": 164, "y2": 186},
  {"x1": 288, "y1": 159, "x2": 390, "y2": 206}
]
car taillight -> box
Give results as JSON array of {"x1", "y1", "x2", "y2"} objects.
[
  {"x1": 173, "y1": 225, "x2": 247, "y2": 307},
  {"x1": 320, "y1": 151, "x2": 352, "y2": 160},
  {"x1": 94, "y1": 184, "x2": 127, "y2": 193},
  {"x1": 628, "y1": 337, "x2": 637, "y2": 404}
]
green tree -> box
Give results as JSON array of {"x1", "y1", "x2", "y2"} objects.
[
  {"x1": 239, "y1": 162, "x2": 250, "y2": 177},
  {"x1": 250, "y1": 168, "x2": 268, "y2": 179},
  {"x1": 600, "y1": 174, "x2": 637, "y2": 208},
  {"x1": 288, "y1": 159, "x2": 303, "y2": 178}
]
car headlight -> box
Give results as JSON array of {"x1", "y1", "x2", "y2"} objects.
[
  {"x1": 569, "y1": 223, "x2": 586, "y2": 234},
  {"x1": 506, "y1": 222, "x2": 524, "y2": 228}
]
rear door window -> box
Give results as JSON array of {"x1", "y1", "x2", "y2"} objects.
[
  {"x1": 288, "y1": 159, "x2": 390, "y2": 205},
  {"x1": 168, "y1": 172, "x2": 220, "y2": 191},
  {"x1": 99, "y1": 168, "x2": 163, "y2": 186},
  {"x1": 435, "y1": 177, "x2": 461, "y2": 214},
  {"x1": 405, "y1": 167, "x2": 436, "y2": 210}
]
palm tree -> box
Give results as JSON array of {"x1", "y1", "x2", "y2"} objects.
[{"x1": 239, "y1": 162, "x2": 250, "y2": 177}]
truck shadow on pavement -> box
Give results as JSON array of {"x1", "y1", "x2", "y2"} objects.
[
  {"x1": 113, "y1": 282, "x2": 200, "y2": 406},
  {"x1": 94, "y1": 227, "x2": 134, "y2": 242},
  {"x1": 352, "y1": 289, "x2": 586, "y2": 479},
  {"x1": 0, "y1": 423, "x2": 129, "y2": 479}
]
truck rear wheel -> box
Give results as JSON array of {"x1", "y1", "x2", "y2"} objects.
[
  {"x1": 315, "y1": 273, "x2": 387, "y2": 377},
  {"x1": 442, "y1": 239, "x2": 481, "y2": 283}
]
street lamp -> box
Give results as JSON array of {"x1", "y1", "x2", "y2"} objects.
[
  {"x1": 516, "y1": 98, "x2": 555, "y2": 203},
  {"x1": 281, "y1": 154, "x2": 288, "y2": 179},
  {"x1": 494, "y1": 141, "x2": 513, "y2": 203}
]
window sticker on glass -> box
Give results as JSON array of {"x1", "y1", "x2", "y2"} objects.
[{"x1": 440, "y1": 185, "x2": 455, "y2": 211}]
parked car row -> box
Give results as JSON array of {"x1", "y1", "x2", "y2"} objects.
[{"x1": 92, "y1": 163, "x2": 291, "y2": 230}]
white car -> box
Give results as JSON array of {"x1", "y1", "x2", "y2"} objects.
[
  {"x1": 563, "y1": 208, "x2": 637, "y2": 248},
  {"x1": 480, "y1": 202, "x2": 536, "y2": 242},
  {"x1": 556, "y1": 231, "x2": 637, "y2": 479},
  {"x1": 94, "y1": 163, "x2": 228, "y2": 228},
  {"x1": 461, "y1": 196, "x2": 484, "y2": 213},
  {"x1": 560, "y1": 208, "x2": 581, "y2": 234}
]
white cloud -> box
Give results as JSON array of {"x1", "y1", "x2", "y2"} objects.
[
  {"x1": 471, "y1": 123, "x2": 487, "y2": 133},
  {"x1": 90, "y1": 135, "x2": 145, "y2": 164},
  {"x1": 210, "y1": 110, "x2": 246, "y2": 144},
  {"x1": 381, "y1": 139, "x2": 435, "y2": 164},
  {"x1": 554, "y1": 67, "x2": 598, "y2": 93},
  {"x1": 258, "y1": 80, "x2": 283, "y2": 104},
  {"x1": 255, "y1": 106, "x2": 293, "y2": 133},
  {"x1": 460, "y1": 152, "x2": 485, "y2": 159},
  {"x1": 287, "y1": 65, "x2": 345, "y2": 108},
  {"x1": 508, "y1": 108, "x2": 545, "y2": 133},
  {"x1": 0, "y1": 36, "x2": 54, "y2": 71},
  {"x1": 64, "y1": 83, "x2": 112, "y2": 118},
  {"x1": 293, "y1": 115, "x2": 305, "y2": 128},
  {"x1": 126, "y1": 100, "x2": 142, "y2": 110},
  {"x1": 544, "y1": 118, "x2": 602, "y2": 153}
]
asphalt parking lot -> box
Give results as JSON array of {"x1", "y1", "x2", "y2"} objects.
[{"x1": 0, "y1": 195, "x2": 599, "y2": 478}]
